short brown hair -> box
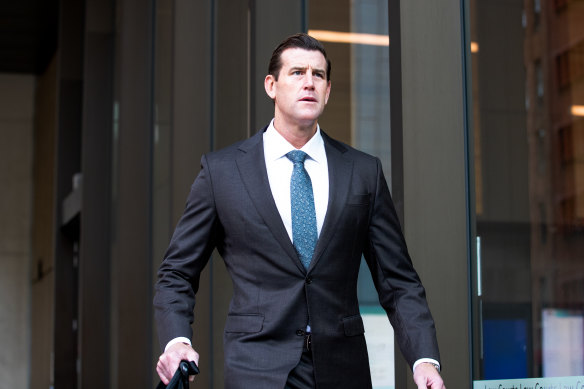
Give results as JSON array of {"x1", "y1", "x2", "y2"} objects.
[{"x1": 268, "y1": 33, "x2": 331, "y2": 81}]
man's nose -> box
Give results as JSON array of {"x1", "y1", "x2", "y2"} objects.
[{"x1": 303, "y1": 72, "x2": 315, "y2": 88}]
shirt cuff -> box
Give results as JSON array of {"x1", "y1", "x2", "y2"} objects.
[
  {"x1": 413, "y1": 358, "x2": 441, "y2": 372},
  {"x1": 164, "y1": 337, "x2": 192, "y2": 352}
]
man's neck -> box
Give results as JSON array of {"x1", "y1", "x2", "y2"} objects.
[{"x1": 272, "y1": 118, "x2": 318, "y2": 149}]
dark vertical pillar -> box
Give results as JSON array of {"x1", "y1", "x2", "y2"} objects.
[
  {"x1": 388, "y1": 2, "x2": 409, "y2": 386},
  {"x1": 78, "y1": 0, "x2": 114, "y2": 387},
  {"x1": 389, "y1": 0, "x2": 404, "y2": 225},
  {"x1": 214, "y1": 0, "x2": 249, "y2": 147},
  {"x1": 110, "y1": 0, "x2": 155, "y2": 387},
  {"x1": 399, "y1": 0, "x2": 470, "y2": 387},
  {"x1": 167, "y1": 0, "x2": 213, "y2": 386},
  {"x1": 209, "y1": 3, "x2": 250, "y2": 387},
  {"x1": 53, "y1": 0, "x2": 85, "y2": 387}
]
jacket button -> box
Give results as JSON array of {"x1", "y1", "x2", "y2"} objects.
[
  {"x1": 305, "y1": 277, "x2": 312, "y2": 284},
  {"x1": 296, "y1": 329, "x2": 305, "y2": 336}
]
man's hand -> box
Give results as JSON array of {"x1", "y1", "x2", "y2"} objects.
[
  {"x1": 413, "y1": 362, "x2": 446, "y2": 389},
  {"x1": 156, "y1": 342, "x2": 199, "y2": 385}
]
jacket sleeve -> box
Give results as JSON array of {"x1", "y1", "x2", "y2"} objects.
[
  {"x1": 362, "y1": 158, "x2": 441, "y2": 369},
  {"x1": 153, "y1": 155, "x2": 222, "y2": 351}
]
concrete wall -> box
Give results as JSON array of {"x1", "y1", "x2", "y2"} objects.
[
  {"x1": 0, "y1": 73, "x2": 35, "y2": 389},
  {"x1": 400, "y1": 1, "x2": 471, "y2": 387}
]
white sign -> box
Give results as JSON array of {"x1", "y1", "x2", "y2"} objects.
[
  {"x1": 362, "y1": 311, "x2": 395, "y2": 389},
  {"x1": 473, "y1": 376, "x2": 584, "y2": 389},
  {"x1": 542, "y1": 309, "x2": 584, "y2": 376}
]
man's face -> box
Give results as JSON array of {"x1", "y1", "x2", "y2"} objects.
[{"x1": 265, "y1": 48, "x2": 331, "y2": 129}]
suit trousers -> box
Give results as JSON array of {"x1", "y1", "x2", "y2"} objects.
[{"x1": 285, "y1": 335, "x2": 315, "y2": 389}]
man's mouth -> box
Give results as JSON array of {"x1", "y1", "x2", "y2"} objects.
[{"x1": 299, "y1": 96, "x2": 317, "y2": 102}]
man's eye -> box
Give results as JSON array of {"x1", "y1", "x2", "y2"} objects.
[
  {"x1": 293, "y1": 71, "x2": 303, "y2": 76},
  {"x1": 315, "y1": 73, "x2": 324, "y2": 78}
]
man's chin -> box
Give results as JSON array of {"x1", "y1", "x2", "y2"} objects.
[{"x1": 295, "y1": 109, "x2": 324, "y2": 123}]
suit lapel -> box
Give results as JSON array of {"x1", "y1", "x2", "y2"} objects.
[
  {"x1": 235, "y1": 130, "x2": 304, "y2": 273},
  {"x1": 309, "y1": 132, "x2": 353, "y2": 271}
]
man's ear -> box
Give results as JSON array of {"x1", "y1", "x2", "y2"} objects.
[
  {"x1": 324, "y1": 80, "x2": 331, "y2": 105},
  {"x1": 264, "y1": 74, "x2": 276, "y2": 100}
]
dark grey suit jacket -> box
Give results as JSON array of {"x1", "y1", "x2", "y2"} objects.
[{"x1": 154, "y1": 127, "x2": 440, "y2": 389}]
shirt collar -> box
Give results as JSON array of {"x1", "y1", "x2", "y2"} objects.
[{"x1": 264, "y1": 119, "x2": 326, "y2": 163}]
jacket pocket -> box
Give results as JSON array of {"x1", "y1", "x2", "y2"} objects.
[
  {"x1": 342, "y1": 314, "x2": 365, "y2": 336},
  {"x1": 346, "y1": 193, "x2": 370, "y2": 206},
  {"x1": 224, "y1": 313, "x2": 264, "y2": 333}
]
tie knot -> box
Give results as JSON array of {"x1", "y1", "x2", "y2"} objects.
[{"x1": 286, "y1": 150, "x2": 308, "y2": 164}]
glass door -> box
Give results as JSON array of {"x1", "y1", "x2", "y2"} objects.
[
  {"x1": 308, "y1": 1, "x2": 393, "y2": 388},
  {"x1": 469, "y1": 0, "x2": 584, "y2": 384}
]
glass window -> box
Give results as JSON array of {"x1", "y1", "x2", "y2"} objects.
[
  {"x1": 470, "y1": 0, "x2": 584, "y2": 380},
  {"x1": 309, "y1": 1, "x2": 393, "y2": 388},
  {"x1": 308, "y1": 0, "x2": 391, "y2": 173}
]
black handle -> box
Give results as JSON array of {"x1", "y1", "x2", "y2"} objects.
[
  {"x1": 181, "y1": 360, "x2": 200, "y2": 376},
  {"x1": 156, "y1": 360, "x2": 199, "y2": 389}
]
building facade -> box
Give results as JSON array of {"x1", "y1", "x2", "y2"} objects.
[{"x1": 0, "y1": 0, "x2": 582, "y2": 388}]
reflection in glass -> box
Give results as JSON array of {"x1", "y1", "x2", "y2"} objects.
[
  {"x1": 470, "y1": 0, "x2": 584, "y2": 380},
  {"x1": 309, "y1": 1, "x2": 393, "y2": 388},
  {"x1": 309, "y1": 0, "x2": 390, "y2": 175}
]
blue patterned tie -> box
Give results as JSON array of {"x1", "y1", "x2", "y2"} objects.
[{"x1": 286, "y1": 150, "x2": 318, "y2": 270}]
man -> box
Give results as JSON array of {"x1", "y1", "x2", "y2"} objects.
[{"x1": 154, "y1": 33, "x2": 445, "y2": 389}]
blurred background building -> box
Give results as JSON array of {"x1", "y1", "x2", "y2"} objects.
[{"x1": 0, "y1": 0, "x2": 582, "y2": 388}]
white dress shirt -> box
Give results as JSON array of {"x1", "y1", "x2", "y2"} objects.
[{"x1": 263, "y1": 119, "x2": 328, "y2": 241}]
